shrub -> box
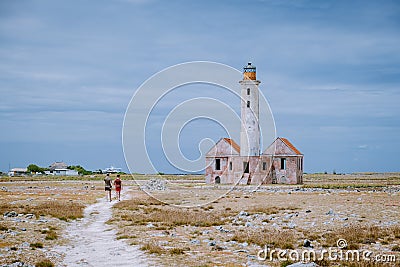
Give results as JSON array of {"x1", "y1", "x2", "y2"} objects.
[
  {"x1": 35, "y1": 259, "x2": 54, "y2": 267},
  {"x1": 45, "y1": 230, "x2": 57, "y2": 240},
  {"x1": 116, "y1": 235, "x2": 130, "y2": 240},
  {"x1": 169, "y1": 247, "x2": 186, "y2": 255},
  {"x1": 140, "y1": 242, "x2": 166, "y2": 254},
  {"x1": 30, "y1": 242, "x2": 44, "y2": 249}
]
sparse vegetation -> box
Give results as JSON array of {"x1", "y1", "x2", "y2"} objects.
[
  {"x1": 336, "y1": 262, "x2": 389, "y2": 267},
  {"x1": 0, "y1": 224, "x2": 8, "y2": 231},
  {"x1": 114, "y1": 196, "x2": 165, "y2": 208},
  {"x1": 35, "y1": 259, "x2": 54, "y2": 267},
  {"x1": 1, "y1": 174, "x2": 399, "y2": 266},
  {"x1": 247, "y1": 206, "x2": 291, "y2": 215},
  {"x1": 30, "y1": 242, "x2": 44, "y2": 249},
  {"x1": 231, "y1": 228, "x2": 297, "y2": 248},
  {"x1": 392, "y1": 245, "x2": 400, "y2": 251},
  {"x1": 44, "y1": 230, "x2": 57, "y2": 240},
  {"x1": 140, "y1": 242, "x2": 188, "y2": 255},
  {"x1": 116, "y1": 235, "x2": 133, "y2": 240},
  {"x1": 0, "y1": 201, "x2": 84, "y2": 221},
  {"x1": 0, "y1": 179, "x2": 104, "y2": 267},
  {"x1": 118, "y1": 205, "x2": 228, "y2": 227},
  {"x1": 322, "y1": 224, "x2": 400, "y2": 248},
  {"x1": 114, "y1": 196, "x2": 234, "y2": 227},
  {"x1": 302, "y1": 183, "x2": 388, "y2": 189},
  {"x1": 303, "y1": 173, "x2": 400, "y2": 186},
  {"x1": 168, "y1": 247, "x2": 187, "y2": 255},
  {"x1": 140, "y1": 242, "x2": 166, "y2": 254}
]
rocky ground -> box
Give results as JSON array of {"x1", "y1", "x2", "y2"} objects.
[
  {"x1": 0, "y1": 174, "x2": 399, "y2": 267},
  {"x1": 112, "y1": 177, "x2": 400, "y2": 267},
  {"x1": 0, "y1": 180, "x2": 103, "y2": 266}
]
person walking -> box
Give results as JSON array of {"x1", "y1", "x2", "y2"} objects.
[
  {"x1": 114, "y1": 174, "x2": 122, "y2": 201},
  {"x1": 104, "y1": 173, "x2": 112, "y2": 202}
]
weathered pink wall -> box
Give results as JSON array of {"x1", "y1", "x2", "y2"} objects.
[{"x1": 206, "y1": 138, "x2": 303, "y2": 185}]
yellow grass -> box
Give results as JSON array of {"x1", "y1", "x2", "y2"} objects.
[
  {"x1": 117, "y1": 205, "x2": 229, "y2": 227},
  {"x1": 0, "y1": 200, "x2": 85, "y2": 221},
  {"x1": 140, "y1": 242, "x2": 166, "y2": 254},
  {"x1": 140, "y1": 242, "x2": 188, "y2": 255},
  {"x1": 322, "y1": 224, "x2": 400, "y2": 248},
  {"x1": 114, "y1": 196, "x2": 165, "y2": 208},
  {"x1": 231, "y1": 228, "x2": 297, "y2": 249}
]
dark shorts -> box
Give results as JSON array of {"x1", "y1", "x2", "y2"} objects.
[{"x1": 105, "y1": 186, "x2": 111, "y2": 191}]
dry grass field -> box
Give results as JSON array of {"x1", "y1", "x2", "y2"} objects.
[
  {"x1": 0, "y1": 173, "x2": 399, "y2": 266},
  {"x1": 111, "y1": 173, "x2": 400, "y2": 266},
  {"x1": 0, "y1": 179, "x2": 104, "y2": 266}
]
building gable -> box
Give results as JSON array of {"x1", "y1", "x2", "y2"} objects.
[
  {"x1": 264, "y1": 137, "x2": 302, "y2": 156},
  {"x1": 49, "y1": 161, "x2": 68, "y2": 171},
  {"x1": 206, "y1": 138, "x2": 240, "y2": 157},
  {"x1": 280, "y1": 138, "x2": 302, "y2": 155}
]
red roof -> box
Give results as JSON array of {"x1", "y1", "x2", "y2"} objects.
[
  {"x1": 280, "y1": 138, "x2": 302, "y2": 155},
  {"x1": 223, "y1": 138, "x2": 240, "y2": 153}
]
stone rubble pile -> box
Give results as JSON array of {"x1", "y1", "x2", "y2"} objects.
[{"x1": 141, "y1": 179, "x2": 167, "y2": 191}]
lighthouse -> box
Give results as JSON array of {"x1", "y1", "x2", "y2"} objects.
[
  {"x1": 205, "y1": 62, "x2": 303, "y2": 185},
  {"x1": 239, "y1": 62, "x2": 260, "y2": 156}
]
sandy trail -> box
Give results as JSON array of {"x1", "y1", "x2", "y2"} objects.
[{"x1": 56, "y1": 190, "x2": 148, "y2": 267}]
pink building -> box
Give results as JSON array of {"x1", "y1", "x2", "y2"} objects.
[{"x1": 205, "y1": 63, "x2": 303, "y2": 185}]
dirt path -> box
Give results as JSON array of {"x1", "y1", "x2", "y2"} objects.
[{"x1": 56, "y1": 190, "x2": 148, "y2": 267}]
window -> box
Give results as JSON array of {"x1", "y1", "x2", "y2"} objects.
[
  {"x1": 262, "y1": 162, "x2": 267, "y2": 170},
  {"x1": 247, "y1": 101, "x2": 250, "y2": 108},
  {"x1": 229, "y1": 161, "x2": 232, "y2": 170},
  {"x1": 243, "y1": 162, "x2": 249, "y2": 173},
  {"x1": 247, "y1": 88, "x2": 250, "y2": 95},
  {"x1": 281, "y1": 158, "x2": 286, "y2": 170},
  {"x1": 298, "y1": 158, "x2": 302, "y2": 171},
  {"x1": 215, "y1": 159, "x2": 221, "y2": 170}
]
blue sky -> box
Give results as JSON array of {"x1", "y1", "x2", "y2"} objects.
[{"x1": 1, "y1": 0, "x2": 399, "y2": 174}]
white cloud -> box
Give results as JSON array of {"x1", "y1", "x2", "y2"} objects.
[{"x1": 358, "y1": 144, "x2": 368, "y2": 149}]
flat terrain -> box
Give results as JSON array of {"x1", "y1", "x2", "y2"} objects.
[
  {"x1": 0, "y1": 173, "x2": 399, "y2": 266},
  {"x1": 0, "y1": 180, "x2": 103, "y2": 266}
]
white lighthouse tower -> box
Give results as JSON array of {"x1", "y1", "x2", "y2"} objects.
[{"x1": 239, "y1": 62, "x2": 260, "y2": 156}]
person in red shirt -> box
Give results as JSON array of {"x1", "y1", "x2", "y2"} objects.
[{"x1": 114, "y1": 174, "x2": 122, "y2": 201}]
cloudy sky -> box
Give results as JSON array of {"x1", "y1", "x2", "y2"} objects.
[{"x1": 1, "y1": 0, "x2": 399, "y2": 174}]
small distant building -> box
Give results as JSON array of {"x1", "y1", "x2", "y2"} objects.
[
  {"x1": 49, "y1": 162, "x2": 68, "y2": 171},
  {"x1": 102, "y1": 166, "x2": 122, "y2": 174},
  {"x1": 45, "y1": 169, "x2": 79, "y2": 176},
  {"x1": 205, "y1": 63, "x2": 304, "y2": 185},
  {"x1": 8, "y1": 168, "x2": 28, "y2": 177},
  {"x1": 46, "y1": 162, "x2": 79, "y2": 176}
]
